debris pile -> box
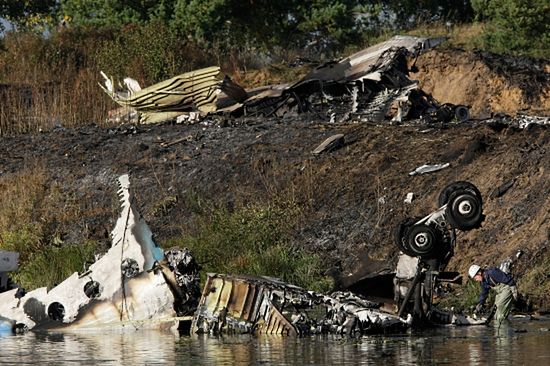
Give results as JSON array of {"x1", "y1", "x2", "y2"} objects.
[
  {"x1": 0, "y1": 176, "x2": 519, "y2": 335},
  {"x1": 101, "y1": 36, "x2": 470, "y2": 125},
  {"x1": 192, "y1": 273, "x2": 408, "y2": 336}
]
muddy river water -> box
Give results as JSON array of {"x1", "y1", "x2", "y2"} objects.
[{"x1": 1, "y1": 316, "x2": 549, "y2": 365}]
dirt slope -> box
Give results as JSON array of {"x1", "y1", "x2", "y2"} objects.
[
  {"x1": 413, "y1": 49, "x2": 550, "y2": 117},
  {"x1": 1, "y1": 48, "x2": 549, "y2": 307}
]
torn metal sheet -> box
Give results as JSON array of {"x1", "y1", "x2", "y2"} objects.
[
  {"x1": 192, "y1": 273, "x2": 408, "y2": 336},
  {"x1": 101, "y1": 67, "x2": 247, "y2": 124},
  {"x1": 408, "y1": 163, "x2": 450, "y2": 176},
  {"x1": 306, "y1": 35, "x2": 443, "y2": 83},
  {"x1": 0, "y1": 175, "x2": 199, "y2": 332},
  {"x1": 404, "y1": 192, "x2": 414, "y2": 204},
  {"x1": 312, "y1": 134, "x2": 345, "y2": 154}
]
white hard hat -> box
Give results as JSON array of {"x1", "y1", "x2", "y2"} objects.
[{"x1": 468, "y1": 264, "x2": 481, "y2": 278}]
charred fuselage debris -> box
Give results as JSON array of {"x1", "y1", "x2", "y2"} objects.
[
  {"x1": 192, "y1": 273, "x2": 408, "y2": 336},
  {"x1": 102, "y1": 36, "x2": 469, "y2": 125},
  {"x1": 0, "y1": 175, "x2": 200, "y2": 333},
  {"x1": 232, "y1": 36, "x2": 469, "y2": 124},
  {"x1": 162, "y1": 247, "x2": 201, "y2": 316}
]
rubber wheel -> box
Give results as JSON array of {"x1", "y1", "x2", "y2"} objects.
[
  {"x1": 438, "y1": 181, "x2": 482, "y2": 207},
  {"x1": 454, "y1": 106, "x2": 469, "y2": 122},
  {"x1": 435, "y1": 105, "x2": 453, "y2": 122},
  {"x1": 394, "y1": 217, "x2": 419, "y2": 256},
  {"x1": 445, "y1": 191, "x2": 483, "y2": 230},
  {"x1": 406, "y1": 224, "x2": 441, "y2": 258}
]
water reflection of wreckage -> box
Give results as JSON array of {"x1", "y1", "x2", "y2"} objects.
[
  {"x1": 101, "y1": 36, "x2": 469, "y2": 125},
  {"x1": 1, "y1": 176, "x2": 488, "y2": 336}
]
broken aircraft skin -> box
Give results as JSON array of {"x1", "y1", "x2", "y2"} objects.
[
  {"x1": 0, "y1": 177, "x2": 489, "y2": 336},
  {"x1": 0, "y1": 174, "x2": 200, "y2": 334},
  {"x1": 192, "y1": 273, "x2": 411, "y2": 336},
  {"x1": 101, "y1": 36, "x2": 469, "y2": 125}
]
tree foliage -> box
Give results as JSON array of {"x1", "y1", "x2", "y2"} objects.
[
  {"x1": 0, "y1": 0, "x2": 57, "y2": 20},
  {"x1": 59, "y1": 0, "x2": 174, "y2": 27},
  {"x1": 171, "y1": 0, "x2": 360, "y2": 52},
  {"x1": 0, "y1": 0, "x2": 58, "y2": 31},
  {"x1": 473, "y1": 0, "x2": 549, "y2": 56},
  {"x1": 2, "y1": 1, "x2": 547, "y2": 57},
  {"x1": 381, "y1": 0, "x2": 475, "y2": 26}
]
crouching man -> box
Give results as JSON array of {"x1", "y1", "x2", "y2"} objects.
[{"x1": 468, "y1": 264, "x2": 518, "y2": 326}]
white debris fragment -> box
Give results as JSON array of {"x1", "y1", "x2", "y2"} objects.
[
  {"x1": 408, "y1": 163, "x2": 450, "y2": 176},
  {"x1": 176, "y1": 112, "x2": 202, "y2": 124},
  {"x1": 100, "y1": 70, "x2": 114, "y2": 94},
  {"x1": 516, "y1": 115, "x2": 549, "y2": 129},
  {"x1": 123, "y1": 77, "x2": 141, "y2": 94},
  {"x1": 404, "y1": 192, "x2": 414, "y2": 204}
]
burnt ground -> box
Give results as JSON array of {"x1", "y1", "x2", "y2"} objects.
[{"x1": 1, "y1": 49, "x2": 549, "y2": 307}]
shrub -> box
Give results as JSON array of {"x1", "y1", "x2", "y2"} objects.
[
  {"x1": 94, "y1": 22, "x2": 208, "y2": 85},
  {"x1": 475, "y1": 0, "x2": 550, "y2": 57},
  {"x1": 164, "y1": 198, "x2": 333, "y2": 292},
  {"x1": 517, "y1": 253, "x2": 550, "y2": 308},
  {"x1": 10, "y1": 241, "x2": 98, "y2": 291},
  {"x1": 436, "y1": 279, "x2": 490, "y2": 311}
]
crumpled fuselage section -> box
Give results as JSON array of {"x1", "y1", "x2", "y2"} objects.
[
  {"x1": 0, "y1": 175, "x2": 200, "y2": 332},
  {"x1": 192, "y1": 273, "x2": 408, "y2": 336}
]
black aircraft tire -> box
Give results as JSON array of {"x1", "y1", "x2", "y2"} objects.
[
  {"x1": 406, "y1": 224, "x2": 440, "y2": 258},
  {"x1": 446, "y1": 191, "x2": 484, "y2": 230},
  {"x1": 438, "y1": 181, "x2": 482, "y2": 207},
  {"x1": 394, "y1": 217, "x2": 419, "y2": 256}
]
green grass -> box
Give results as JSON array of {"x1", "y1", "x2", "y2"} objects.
[
  {"x1": 10, "y1": 241, "x2": 98, "y2": 291},
  {"x1": 436, "y1": 279, "x2": 492, "y2": 312},
  {"x1": 517, "y1": 253, "x2": 550, "y2": 308},
  {"x1": 163, "y1": 199, "x2": 333, "y2": 293}
]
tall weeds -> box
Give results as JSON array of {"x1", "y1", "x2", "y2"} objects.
[
  {"x1": 0, "y1": 167, "x2": 101, "y2": 290},
  {"x1": 164, "y1": 197, "x2": 333, "y2": 293}
]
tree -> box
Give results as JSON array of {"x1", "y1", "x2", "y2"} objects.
[
  {"x1": 358, "y1": 1, "x2": 475, "y2": 27},
  {"x1": 59, "y1": 0, "x2": 174, "y2": 27},
  {"x1": 1, "y1": 0, "x2": 58, "y2": 31},
  {"x1": 171, "y1": 0, "x2": 360, "y2": 52},
  {"x1": 475, "y1": 0, "x2": 549, "y2": 56}
]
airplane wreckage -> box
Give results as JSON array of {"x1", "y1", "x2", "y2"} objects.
[
  {"x1": 100, "y1": 35, "x2": 469, "y2": 125},
  {"x1": 0, "y1": 175, "x2": 490, "y2": 336}
]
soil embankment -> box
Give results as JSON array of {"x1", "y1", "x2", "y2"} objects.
[
  {"x1": 413, "y1": 49, "x2": 550, "y2": 117},
  {"x1": 1, "y1": 48, "x2": 549, "y2": 307}
]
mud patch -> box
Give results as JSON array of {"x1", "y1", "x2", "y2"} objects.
[{"x1": 413, "y1": 49, "x2": 550, "y2": 117}]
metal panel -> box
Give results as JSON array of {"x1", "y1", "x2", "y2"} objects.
[
  {"x1": 204, "y1": 277, "x2": 225, "y2": 315},
  {"x1": 0, "y1": 251, "x2": 19, "y2": 272},
  {"x1": 241, "y1": 284, "x2": 257, "y2": 322},
  {"x1": 217, "y1": 278, "x2": 233, "y2": 311},
  {"x1": 227, "y1": 280, "x2": 249, "y2": 319}
]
